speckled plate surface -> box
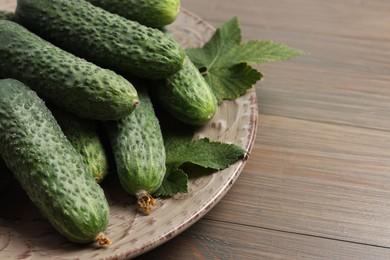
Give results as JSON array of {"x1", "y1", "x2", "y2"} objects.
[{"x1": 0, "y1": 4, "x2": 258, "y2": 259}]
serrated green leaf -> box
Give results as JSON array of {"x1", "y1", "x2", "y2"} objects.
[
  {"x1": 178, "y1": 138, "x2": 246, "y2": 170},
  {"x1": 186, "y1": 17, "x2": 241, "y2": 69},
  {"x1": 220, "y1": 40, "x2": 305, "y2": 65},
  {"x1": 163, "y1": 123, "x2": 245, "y2": 171},
  {"x1": 186, "y1": 17, "x2": 303, "y2": 103},
  {"x1": 154, "y1": 167, "x2": 188, "y2": 197},
  {"x1": 204, "y1": 63, "x2": 262, "y2": 103},
  {"x1": 155, "y1": 115, "x2": 246, "y2": 197}
]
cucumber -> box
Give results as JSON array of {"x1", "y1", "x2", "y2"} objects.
[
  {"x1": 87, "y1": 0, "x2": 180, "y2": 28},
  {"x1": 0, "y1": 20, "x2": 138, "y2": 121},
  {"x1": 0, "y1": 79, "x2": 110, "y2": 244},
  {"x1": 105, "y1": 84, "x2": 166, "y2": 215},
  {"x1": 0, "y1": 10, "x2": 13, "y2": 21},
  {"x1": 49, "y1": 106, "x2": 109, "y2": 183},
  {"x1": 15, "y1": 0, "x2": 186, "y2": 79},
  {"x1": 154, "y1": 56, "x2": 218, "y2": 125}
]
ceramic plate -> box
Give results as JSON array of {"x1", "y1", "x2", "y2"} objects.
[{"x1": 0, "y1": 4, "x2": 258, "y2": 259}]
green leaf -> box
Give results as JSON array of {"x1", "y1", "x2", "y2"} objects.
[
  {"x1": 186, "y1": 17, "x2": 303, "y2": 103},
  {"x1": 163, "y1": 121, "x2": 246, "y2": 171},
  {"x1": 154, "y1": 167, "x2": 188, "y2": 197},
  {"x1": 176, "y1": 138, "x2": 246, "y2": 170},
  {"x1": 154, "y1": 116, "x2": 246, "y2": 197},
  {"x1": 221, "y1": 40, "x2": 305, "y2": 65},
  {"x1": 186, "y1": 17, "x2": 241, "y2": 69},
  {"x1": 204, "y1": 63, "x2": 262, "y2": 103}
]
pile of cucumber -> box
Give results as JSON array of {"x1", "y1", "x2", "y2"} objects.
[{"x1": 0, "y1": 0, "x2": 218, "y2": 245}]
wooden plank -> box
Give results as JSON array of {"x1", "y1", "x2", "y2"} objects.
[
  {"x1": 184, "y1": 0, "x2": 390, "y2": 131},
  {"x1": 182, "y1": 0, "x2": 390, "y2": 41},
  {"x1": 203, "y1": 114, "x2": 390, "y2": 247},
  {"x1": 253, "y1": 28, "x2": 390, "y2": 131},
  {"x1": 137, "y1": 218, "x2": 390, "y2": 260}
]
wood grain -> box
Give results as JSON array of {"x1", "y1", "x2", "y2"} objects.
[
  {"x1": 137, "y1": 218, "x2": 390, "y2": 260},
  {"x1": 208, "y1": 114, "x2": 390, "y2": 247},
  {"x1": 182, "y1": 0, "x2": 390, "y2": 41},
  {"x1": 183, "y1": 0, "x2": 390, "y2": 131}
]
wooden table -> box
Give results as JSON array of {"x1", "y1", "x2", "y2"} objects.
[
  {"x1": 1, "y1": 0, "x2": 390, "y2": 259},
  {"x1": 137, "y1": 0, "x2": 390, "y2": 259}
]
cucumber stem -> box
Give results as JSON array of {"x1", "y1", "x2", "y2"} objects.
[
  {"x1": 136, "y1": 190, "x2": 157, "y2": 215},
  {"x1": 96, "y1": 233, "x2": 112, "y2": 246}
]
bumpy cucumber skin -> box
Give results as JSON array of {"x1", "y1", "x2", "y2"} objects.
[
  {"x1": 15, "y1": 0, "x2": 186, "y2": 79},
  {"x1": 0, "y1": 20, "x2": 138, "y2": 121},
  {"x1": 87, "y1": 0, "x2": 180, "y2": 28},
  {"x1": 156, "y1": 56, "x2": 218, "y2": 125},
  {"x1": 50, "y1": 106, "x2": 109, "y2": 183},
  {"x1": 0, "y1": 79, "x2": 109, "y2": 243},
  {"x1": 0, "y1": 11, "x2": 14, "y2": 21},
  {"x1": 105, "y1": 86, "x2": 166, "y2": 196}
]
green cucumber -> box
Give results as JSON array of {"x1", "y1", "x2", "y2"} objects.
[
  {"x1": 0, "y1": 79, "x2": 110, "y2": 244},
  {"x1": 50, "y1": 106, "x2": 109, "y2": 183},
  {"x1": 0, "y1": 10, "x2": 14, "y2": 21},
  {"x1": 15, "y1": 0, "x2": 186, "y2": 79},
  {"x1": 155, "y1": 56, "x2": 218, "y2": 125},
  {"x1": 105, "y1": 84, "x2": 166, "y2": 215},
  {"x1": 0, "y1": 20, "x2": 138, "y2": 121},
  {"x1": 87, "y1": 0, "x2": 180, "y2": 28}
]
